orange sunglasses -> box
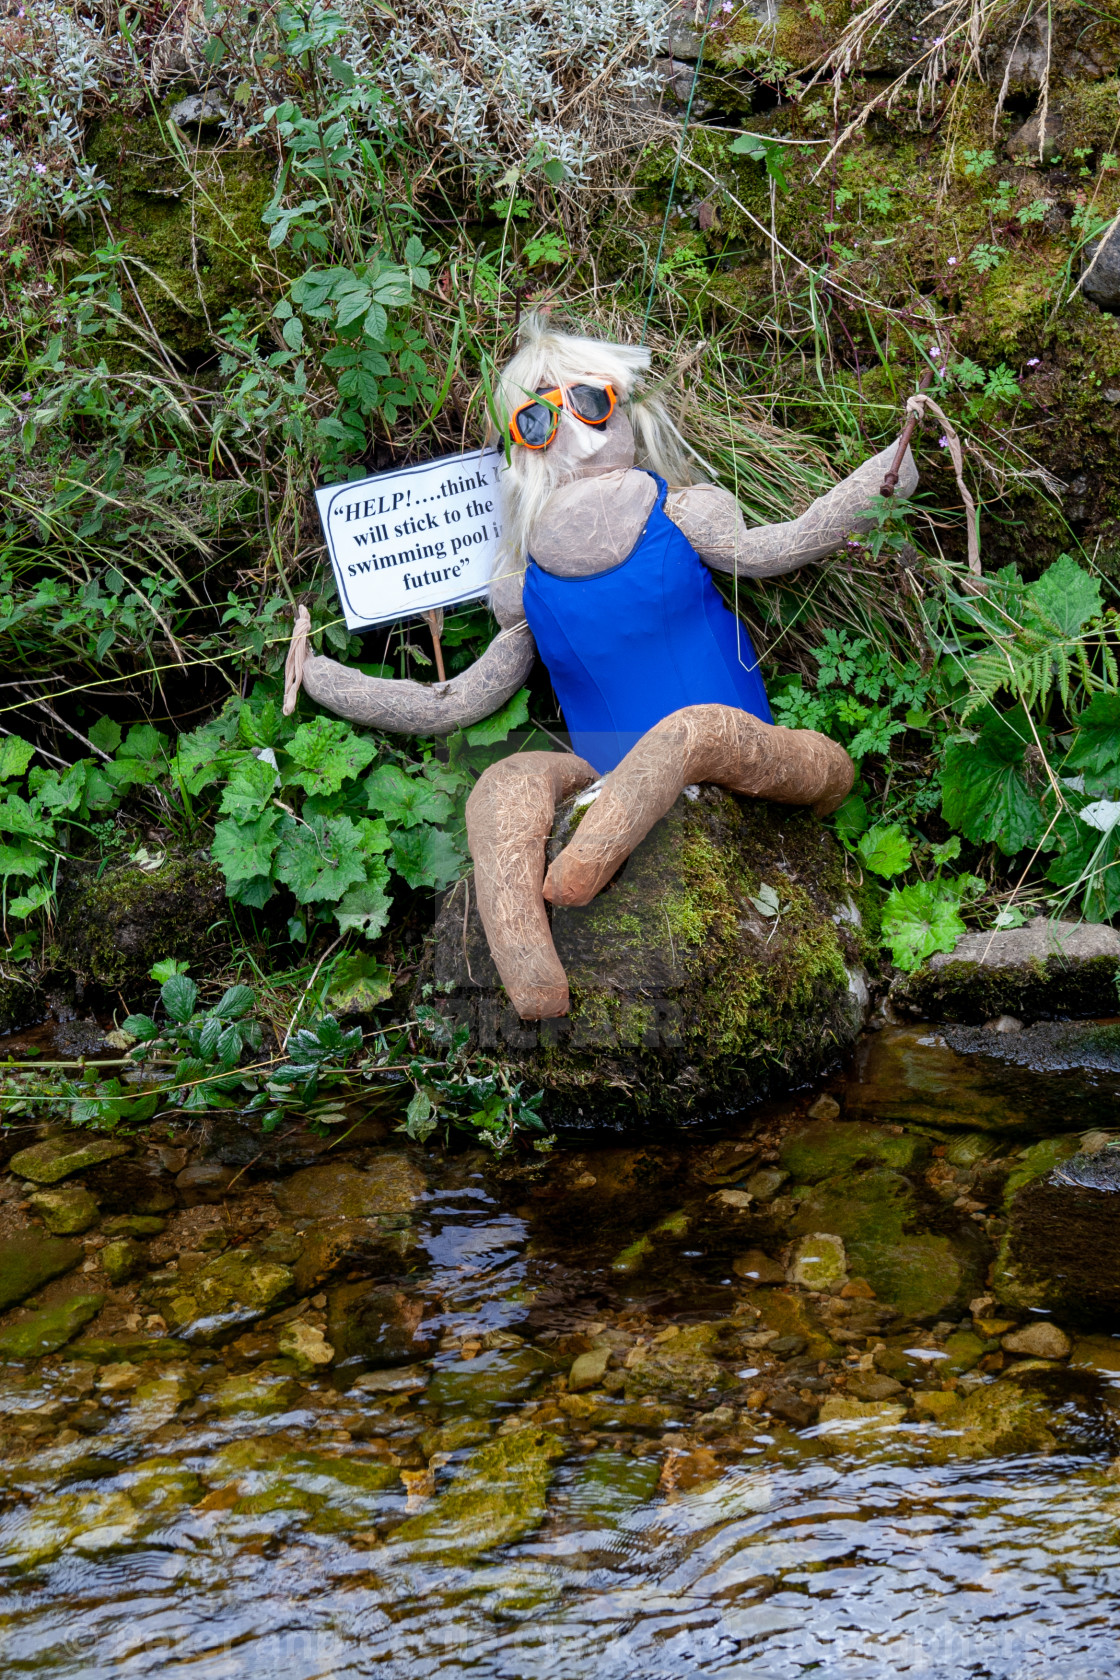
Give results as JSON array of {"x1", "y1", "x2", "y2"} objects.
[{"x1": 508, "y1": 382, "x2": 617, "y2": 450}]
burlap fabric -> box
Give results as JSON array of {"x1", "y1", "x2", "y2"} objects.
[{"x1": 465, "y1": 750, "x2": 598, "y2": 1019}]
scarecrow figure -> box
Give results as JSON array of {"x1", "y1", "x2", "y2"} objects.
[{"x1": 284, "y1": 316, "x2": 917, "y2": 1020}]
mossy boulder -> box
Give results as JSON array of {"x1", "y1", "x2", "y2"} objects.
[
  {"x1": 0, "y1": 1233, "x2": 82, "y2": 1311},
  {"x1": 326, "y1": 1281, "x2": 435, "y2": 1365},
  {"x1": 845, "y1": 1026, "x2": 1089, "y2": 1137},
  {"x1": 0, "y1": 1293, "x2": 105, "y2": 1360},
  {"x1": 101, "y1": 1238, "x2": 144, "y2": 1286},
  {"x1": 225, "y1": 1446, "x2": 399, "y2": 1529},
  {"x1": 927, "y1": 1379, "x2": 1058, "y2": 1460},
  {"x1": 55, "y1": 852, "x2": 227, "y2": 997},
  {"x1": 423, "y1": 787, "x2": 872, "y2": 1124},
  {"x1": 623, "y1": 1322, "x2": 737, "y2": 1403},
  {"x1": 993, "y1": 1152, "x2": 1120, "y2": 1323},
  {"x1": 213, "y1": 1365, "x2": 302, "y2": 1417},
  {"x1": 27, "y1": 1185, "x2": 100, "y2": 1235},
  {"x1": 892, "y1": 918, "x2": 1120, "y2": 1023},
  {"x1": 275, "y1": 1158, "x2": 426, "y2": 1223},
  {"x1": 390, "y1": 1427, "x2": 565, "y2": 1562},
  {"x1": 0, "y1": 1488, "x2": 143, "y2": 1568},
  {"x1": 422, "y1": 1348, "x2": 556, "y2": 1418},
  {"x1": 780, "y1": 1119, "x2": 929, "y2": 1182},
  {"x1": 11, "y1": 1133, "x2": 130, "y2": 1185},
  {"x1": 145, "y1": 1248, "x2": 294, "y2": 1339},
  {"x1": 0, "y1": 968, "x2": 44, "y2": 1036}
]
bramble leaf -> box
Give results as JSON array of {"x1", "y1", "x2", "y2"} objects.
[
  {"x1": 161, "y1": 973, "x2": 199, "y2": 1023},
  {"x1": 211, "y1": 984, "x2": 256, "y2": 1020}
]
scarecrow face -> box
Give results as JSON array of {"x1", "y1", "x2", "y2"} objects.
[{"x1": 517, "y1": 391, "x2": 636, "y2": 477}]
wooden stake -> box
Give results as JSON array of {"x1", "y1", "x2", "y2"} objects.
[{"x1": 426, "y1": 608, "x2": 446, "y2": 682}]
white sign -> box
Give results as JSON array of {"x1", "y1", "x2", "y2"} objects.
[{"x1": 315, "y1": 448, "x2": 504, "y2": 631}]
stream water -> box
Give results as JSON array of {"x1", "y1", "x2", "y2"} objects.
[{"x1": 1, "y1": 1022, "x2": 1120, "y2": 1678}]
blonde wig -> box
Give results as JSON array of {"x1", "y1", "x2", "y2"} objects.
[{"x1": 488, "y1": 313, "x2": 708, "y2": 589}]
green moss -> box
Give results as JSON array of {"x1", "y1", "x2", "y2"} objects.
[
  {"x1": 0, "y1": 1293, "x2": 104, "y2": 1360},
  {"x1": 80, "y1": 103, "x2": 276, "y2": 357},
  {"x1": 0, "y1": 1233, "x2": 82, "y2": 1312},
  {"x1": 55, "y1": 852, "x2": 228, "y2": 996},
  {"x1": 788, "y1": 1168, "x2": 985, "y2": 1318},
  {"x1": 11, "y1": 1134, "x2": 129, "y2": 1185},
  {"x1": 27, "y1": 1185, "x2": 100, "y2": 1235},
  {"x1": 780, "y1": 1120, "x2": 929, "y2": 1183}
]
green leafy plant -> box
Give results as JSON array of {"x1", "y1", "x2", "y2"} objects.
[
  {"x1": 123, "y1": 973, "x2": 263, "y2": 1112},
  {"x1": 248, "y1": 1014, "x2": 364, "y2": 1131},
  {"x1": 881, "y1": 874, "x2": 980, "y2": 971},
  {"x1": 399, "y1": 1005, "x2": 550, "y2": 1153}
]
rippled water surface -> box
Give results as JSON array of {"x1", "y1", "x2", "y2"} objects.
[{"x1": 1, "y1": 1025, "x2": 1119, "y2": 1678}]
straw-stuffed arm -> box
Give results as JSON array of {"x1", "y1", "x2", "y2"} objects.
[
  {"x1": 282, "y1": 591, "x2": 535, "y2": 733},
  {"x1": 666, "y1": 440, "x2": 918, "y2": 578}
]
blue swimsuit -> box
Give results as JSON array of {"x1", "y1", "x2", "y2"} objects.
[{"x1": 521, "y1": 472, "x2": 773, "y2": 774}]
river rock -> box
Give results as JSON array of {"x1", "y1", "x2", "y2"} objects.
[
  {"x1": 278, "y1": 1321, "x2": 334, "y2": 1372},
  {"x1": 929, "y1": 1379, "x2": 1057, "y2": 1459},
  {"x1": 788, "y1": 1232, "x2": 848, "y2": 1291},
  {"x1": 993, "y1": 1149, "x2": 1120, "y2": 1320},
  {"x1": 146, "y1": 1248, "x2": 293, "y2": 1339},
  {"x1": 100, "y1": 1238, "x2": 143, "y2": 1286},
  {"x1": 0, "y1": 1233, "x2": 82, "y2": 1311},
  {"x1": 10, "y1": 1133, "x2": 130, "y2": 1185},
  {"x1": 733, "y1": 1249, "x2": 786, "y2": 1283},
  {"x1": 786, "y1": 1164, "x2": 985, "y2": 1320},
  {"x1": 28, "y1": 1185, "x2": 100, "y2": 1234},
  {"x1": 844, "y1": 1027, "x2": 1112, "y2": 1137},
  {"x1": 214, "y1": 1364, "x2": 302, "y2": 1416},
  {"x1": 818, "y1": 1395, "x2": 906, "y2": 1432},
  {"x1": 623, "y1": 1322, "x2": 737, "y2": 1402},
  {"x1": 275, "y1": 1158, "x2": 425, "y2": 1224},
  {"x1": 893, "y1": 917, "x2": 1120, "y2": 1022},
  {"x1": 0, "y1": 1293, "x2": 105, "y2": 1359},
  {"x1": 0, "y1": 1488, "x2": 142, "y2": 1568},
  {"x1": 422, "y1": 788, "x2": 873, "y2": 1124},
  {"x1": 568, "y1": 1345, "x2": 612, "y2": 1391},
  {"x1": 390, "y1": 1428, "x2": 564, "y2": 1562},
  {"x1": 1002, "y1": 1322, "x2": 1071, "y2": 1359},
  {"x1": 326, "y1": 1281, "x2": 435, "y2": 1365}
]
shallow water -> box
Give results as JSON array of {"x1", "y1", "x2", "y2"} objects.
[{"x1": 2, "y1": 1024, "x2": 1120, "y2": 1678}]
